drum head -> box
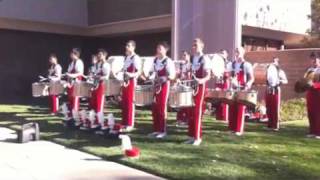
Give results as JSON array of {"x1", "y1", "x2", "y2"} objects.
[{"x1": 208, "y1": 54, "x2": 225, "y2": 78}]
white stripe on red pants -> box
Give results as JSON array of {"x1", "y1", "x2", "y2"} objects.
[
  {"x1": 122, "y1": 79, "x2": 136, "y2": 127},
  {"x1": 152, "y1": 81, "x2": 170, "y2": 133},
  {"x1": 265, "y1": 87, "x2": 281, "y2": 129},
  {"x1": 228, "y1": 103, "x2": 246, "y2": 133},
  {"x1": 92, "y1": 81, "x2": 105, "y2": 123},
  {"x1": 189, "y1": 84, "x2": 206, "y2": 140},
  {"x1": 306, "y1": 89, "x2": 320, "y2": 136}
]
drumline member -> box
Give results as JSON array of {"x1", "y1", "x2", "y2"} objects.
[
  {"x1": 88, "y1": 55, "x2": 99, "y2": 77},
  {"x1": 149, "y1": 41, "x2": 176, "y2": 139},
  {"x1": 215, "y1": 49, "x2": 230, "y2": 122},
  {"x1": 66, "y1": 48, "x2": 84, "y2": 122},
  {"x1": 121, "y1": 40, "x2": 142, "y2": 131},
  {"x1": 176, "y1": 50, "x2": 192, "y2": 127},
  {"x1": 47, "y1": 54, "x2": 62, "y2": 115},
  {"x1": 265, "y1": 57, "x2": 288, "y2": 131},
  {"x1": 89, "y1": 49, "x2": 111, "y2": 128},
  {"x1": 186, "y1": 38, "x2": 211, "y2": 146},
  {"x1": 306, "y1": 52, "x2": 320, "y2": 139},
  {"x1": 227, "y1": 47, "x2": 254, "y2": 136}
]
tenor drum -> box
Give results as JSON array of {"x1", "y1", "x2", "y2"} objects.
[
  {"x1": 236, "y1": 90, "x2": 257, "y2": 107},
  {"x1": 73, "y1": 82, "x2": 94, "y2": 97},
  {"x1": 206, "y1": 89, "x2": 221, "y2": 102},
  {"x1": 218, "y1": 90, "x2": 235, "y2": 104},
  {"x1": 104, "y1": 79, "x2": 121, "y2": 96},
  {"x1": 32, "y1": 82, "x2": 49, "y2": 97},
  {"x1": 135, "y1": 85, "x2": 154, "y2": 107},
  {"x1": 49, "y1": 81, "x2": 65, "y2": 95},
  {"x1": 253, "y1": 63, "x2": 268, "y2": 85},
  {"x1": 169, "y1": 85, "x2": 194, "y2": 108}
]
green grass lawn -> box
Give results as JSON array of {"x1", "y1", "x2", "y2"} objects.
[{"x1": 0, "y1": 104, "x2": 319, "y2": 180}]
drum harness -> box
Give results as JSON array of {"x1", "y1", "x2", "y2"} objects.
[
  {"x1": 122, "y1": 55, "x2": 137, "y2": 88},
  {"x1": 191, "y1": 55, "x2": 205, "y2": 96},
  {"x1": 152, "y1": 57, "x2": 168, "y2": 95}
]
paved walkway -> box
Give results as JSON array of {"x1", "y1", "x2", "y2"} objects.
[{"x1": 0, "y1": 127, "x2": 164, "y2": 180}]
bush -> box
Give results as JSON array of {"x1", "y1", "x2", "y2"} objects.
[{"x1": 280, "y1": 98, "x2": 307, "y2": 121}]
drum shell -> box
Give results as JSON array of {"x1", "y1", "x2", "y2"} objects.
[
  {"x1": 169, "y1": 86, "x2": 194, "y2": 108},
  {"x1": 32, "y1": 82, "x2": 49, "y2": 97},
  {"x1": 135, "y1": 85, "x2": 154, "y2": 107},
  {"x1": 253, "y1": 64, "x2": 268, "y2": 85},
  {"x1": 236, "y1": 91, "x2": 257, "y2": 107},
  {"x1": 104, "y1": 79, "x2": 121, "y2": 96},
  {"x1": 219, "y1": 91, "x2": 235, "y2": 104},
  {"x1": 73, "y1": 82, "x2": 94, "y2": 97},
  {"x1": 206, "y1": 89, "x2": 221, "y2": 102},
  {"x1": 294, "y1": 78, "x2": 312, "y2": 93},
  {"x1": 49, "y1": 81, "x2": 65, "y2": 95}
]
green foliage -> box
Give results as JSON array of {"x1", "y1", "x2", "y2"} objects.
[{"x1": 280, "y1": 98, "x2": 307, "y2": 122}]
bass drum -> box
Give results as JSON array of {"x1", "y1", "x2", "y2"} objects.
[
  {"x1": 253, "y1": 63, "x2": 268, "y2": 85},
  {"x1": 208, "y1": 53, "x2": 225, "y2": 79},
  {"x1": 135, "y1": 85, "x2": 154, "y2": 107},
  {"x1": 141, "y1": 56, "x2": 155, "y2": 78},
  {"x1": 107, "y1": 56, "x2": 125, "y2": 79},
  {"x1": 169, "y1": 85, "x2": 194, "y2": 108}
]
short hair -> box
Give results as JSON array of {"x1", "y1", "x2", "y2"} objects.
[
  {"x1": 157, "y1": 41, "x2": 170, "y2": 51},
  {"x1": 193, "y1": 38, "x2": 205, "y2": 47},
  {"x1": 49, "y1": 53, "x2": 57, "y2": 59},
  {"x1": 182, "y1": 50, "x2": 190, "y2": 56},
  {"x1": 310, "y1": 52, "x2": 317, "y2": 59},
  {"x1": 97, "y1": 48, "x2": 108, "y2": 56},
  {"x1": 71, "y1": 48, "x2": 81, "y2": 57},
  {"x1": 220, "y1": 49, "x2": 228, "y2": 53},
  {"x1": 127, "y1": 40, "x2": 136, "y2": 48}
]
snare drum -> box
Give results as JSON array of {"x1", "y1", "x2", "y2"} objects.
[
  {"x1": 73, "y1": 82, "x2": 94, "y2": 97},
  {"x1": 32, "y1": 82, "x2": 49, "y2": 97},
  {"x1": 104, "y1": 79, "x2": 121, "y2": 96},
  {"x1": 135, "y1": 85, "x2": 154, "y2": 107},
  {"x1": 236, "y1": 90, "x2": 257, "y2": 107},
  {"x1": 49, "y1": 81, "x2": 65, "y2": 95},
  {"x1": 169, "y1": 85, "x2": 194, "y2": 108}
]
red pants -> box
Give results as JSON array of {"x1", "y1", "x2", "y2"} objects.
[
  {"x1": 152, "y1": 81, "x2": 170, "y2": 133},
  {"x1": 122, "y1": 79, "x2": 136, "y2": 127},
  {"x1": 228, "y1": 103, "x2": 246, "y2": 133},
  {"x1": 67, "y1": 85, "x2": 80, "y2": 117},
  {"x1": 306, "y1": 89, "x2": 320, "y2": 136},
  {"x1": 189, "y1": 84, "x2": 206, "y2": 140},
  {"x1": 49, "y1": 95, "x2": 59, "y2": 113},
  {"x1": 90, "y1": 82, "x2": 105, "y2": 113},
  {"x1": 177, "y1": 108, "x2": 192, "y2": 123},
  {"x1": 215, "y1": 83, "x2": 229, "y2": 121},
  {"x1": 265, "y1": 87, "x2": 280, "y2": 129}
]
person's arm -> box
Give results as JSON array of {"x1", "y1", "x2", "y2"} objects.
[
  {"x1": 100, "y1": 63, "x2": 110, "y2": 81},
  {"x1": 166, "y1": 59, "x2": 176, "y2": 81},
  {"x1": 245, "y1": 62, "x2": 255, "y2": 89},
  {"x1": 195, "y1": 56, "x2": 211, "y2": 84},
  {"x1": 279, "y1": 70, "x2": 288, "y2": 85},
  {"x1": 67, "y1": 60, "x2": 84, "y2": 78},
  {"x1": 49, "y1": 65, "x2": 62, "y2": 81}
]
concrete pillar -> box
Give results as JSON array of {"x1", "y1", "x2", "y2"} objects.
[{"x1": 172, "y1": 0, "x2": 242, "y2": 60}]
